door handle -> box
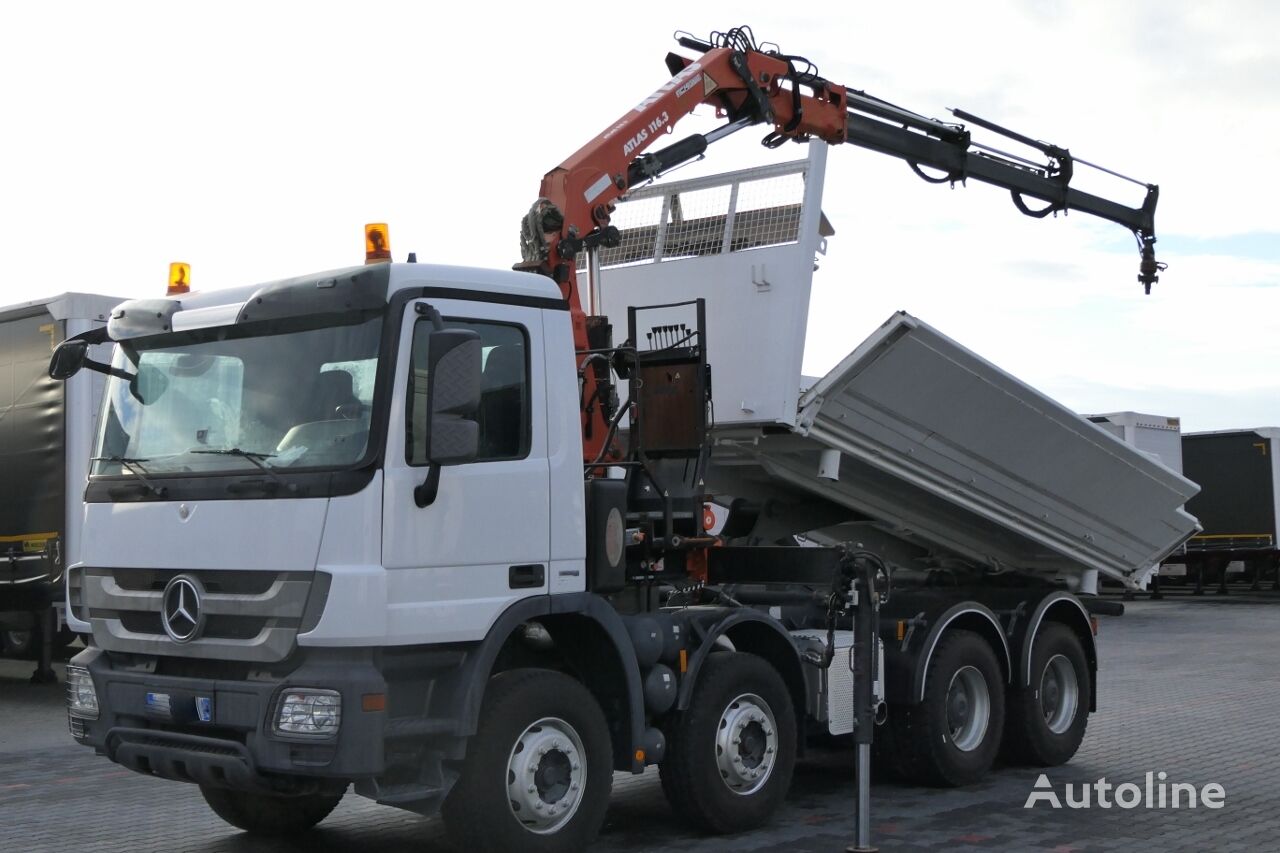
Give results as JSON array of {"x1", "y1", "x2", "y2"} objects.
[{"x1": 509, "y1": 564, "x2": 545, "y2": 589}]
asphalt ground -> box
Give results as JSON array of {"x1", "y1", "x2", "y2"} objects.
[{"x1": 2, "y1": 592, "x2": 1277, "y2": 852}]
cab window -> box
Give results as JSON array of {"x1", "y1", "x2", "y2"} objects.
[{"x1": 408, "y1": 319, "x2": 529, "y2": 464}]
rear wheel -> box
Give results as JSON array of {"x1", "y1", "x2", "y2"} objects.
[
  {"x1": 441, "y1": 669, "x2": 612, "y2": 853},
  {"x1": 891, "y1": 629, "x2": 1005, "y2": 786},
  {"x1": 659, "y1": 652, "x2": 797, "y2": 833},
  {"x1": 199, "y1": 785, "x2": 345, "y2": 836},
  {"x1": 1004, "y1": 622, "x2": 1090, "y2": 766}
]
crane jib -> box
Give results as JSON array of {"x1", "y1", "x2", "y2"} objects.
[{"x1": 527, "y1": 28, "x2": 1167, "y2": 463}]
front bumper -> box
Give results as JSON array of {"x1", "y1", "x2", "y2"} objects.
[{"x1": 70, "y1": 646, "x2": 387, "y2": 791}]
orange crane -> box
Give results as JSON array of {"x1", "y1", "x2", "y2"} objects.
[{"x1": 518, "y1": 26, "x2": 1163, "y2": 464}]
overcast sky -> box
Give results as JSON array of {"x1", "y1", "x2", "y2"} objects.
[{"x1": 2, "y1": 1, "x2": 1276, "y2": 431}]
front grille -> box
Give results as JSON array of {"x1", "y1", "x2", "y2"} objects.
[
  {"x1": 204, "y1": 614, "x2": 271, "y2": 640},
  {"x1": 108, "y1": 568, "x2": 281, "y2": 595},
  {"x1": 119, "y1": 612, "x2": 164, "y2": 634},
  {"x1": 153, "y1": 656, "x2": 254, "y2": 681},
  {"x1": 82, "y1": 567, "x2": 320, "y2": 663}
]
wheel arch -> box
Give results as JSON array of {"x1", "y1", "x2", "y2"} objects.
[
  {"x1": 1021, "y1": 592, "x2": 1097, "y2": 712},
  {"x1": 453, "y1": 594, "x2": 647, "y2": 771},
  {"x1": 676, "y1": 610, "x2": 806, "y2": 743},
  {"x1": 911, "y1": 603, "x2": 1012, "y2": 704}
]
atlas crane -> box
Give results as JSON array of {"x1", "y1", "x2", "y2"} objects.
[{"x1": 519, "y1": 26, "x2": 1164, "y2": 463}]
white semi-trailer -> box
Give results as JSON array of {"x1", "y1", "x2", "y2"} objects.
[
  {"x1": 0, "y1": 292, "x2": 119, "y2": 680},
  {"x1": 48, "y1": 30, "x2": 1196, "y2": 853}
]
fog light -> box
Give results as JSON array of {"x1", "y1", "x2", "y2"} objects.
[
  {"x1": 66, "y1": 665, "x2": 99, "y2": 719},
  {"x1": 275, "y1": 689, "x2": 342, "y2": 737}
]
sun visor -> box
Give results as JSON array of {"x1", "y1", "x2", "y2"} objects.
[
  {"x1": 64, "y1": 325, "x2": 112, "y2": 346},
  {"x1": 107, "y1": 299, "x2": 183, "y2": 340},
  {"x1": 235, "y1": 264, "x2": 390, "y2": 325}
]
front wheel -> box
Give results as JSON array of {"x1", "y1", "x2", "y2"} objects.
[
  {"x1": 891, "y1": 629, "x2": 1006, "y2": 786},
  {"x1": 1004, "y1": 622, "x2": 1091, "y2": 766},
  {"x1": 659, "y1": 652, "x2": 797, "y2": 833},
  {"x1": 441, "y1": 669, "x2": 613, "y2": 853},
  {"x1": 199, "y1": 785, "x2": 345, "y2": 836}
]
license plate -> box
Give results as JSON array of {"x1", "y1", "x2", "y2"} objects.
[
  {"x1": 195, "y1": 696, "x2": 214, "y2": 723},
  {"x1": 144, "y1": 692, "x2": 172, "y2": 716}
]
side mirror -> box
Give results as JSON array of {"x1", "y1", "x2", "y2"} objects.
[
  {"x1": 424, "y1": 328, "x2": 482, "y2": 465},
  {"x1": 49, "y1": 339, "x2": 89, "y2": 380}
]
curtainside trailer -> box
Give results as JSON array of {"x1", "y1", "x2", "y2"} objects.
[
  {"x1": 1179, "y1": 429, "x2": 1280, "y2": 593},
  {"x1": 1, "y1": 293, "x2": 119, "y2": 680}
]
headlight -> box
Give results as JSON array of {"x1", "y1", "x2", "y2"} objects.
[
  {"x1": 66, "y1": 666, "x2": 99, "y2": 720},
  {"x1": 275, "y1": 689, "x2": 342, "y2": 737}
]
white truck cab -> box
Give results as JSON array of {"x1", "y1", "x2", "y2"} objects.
[{"x1": 73, "y1": 264, "x2": 585, "y2": 654}]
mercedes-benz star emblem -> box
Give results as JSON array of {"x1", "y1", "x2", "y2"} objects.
[{"x1": 161, "y1": 575, "x2": 205, "y2": 643}]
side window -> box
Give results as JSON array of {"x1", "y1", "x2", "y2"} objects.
[{"x1": 407, "y1": 318, "x2": 530, "y2": 464}]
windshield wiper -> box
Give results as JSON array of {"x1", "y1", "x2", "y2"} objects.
[
  {"x1": 191, "y1": 448, "x2": 296, "y2": 492},
  {"x1": 91, "y1": 456, "x2": 167, "y2": 496}
]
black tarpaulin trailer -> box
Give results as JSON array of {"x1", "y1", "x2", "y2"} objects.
[
  {"x1": 1, "y1": 292, "x2": 120, "y2": 680},
  {"x1": 1180, "y1": 429, "x2": 1280, "y2": 594}
]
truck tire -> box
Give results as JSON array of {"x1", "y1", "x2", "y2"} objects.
[
  {"x1": 891, "y1": 629, "x2": 1005, "y2": 786},
  {"x1": 441, "y1": 668, "x2": 612, "y2": 853},
  {"x1": 2, "y1": 626, "x2": 76, "y2": 659},
  {"x1": 659, "y1": 652, "x2": 797, "y2": 833},
  {"x1": 1003, "y1": 623, "x2": 1090, "y2": 766},
  {"x1": 199, "y1": 785, "x2": 344, "y2": 836},
  {"x1": 1, "y1": 630, "x2": 34, "y2": 659}
]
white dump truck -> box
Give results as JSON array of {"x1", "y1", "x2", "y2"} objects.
[{"x1": 49, "y1": 29, "x2": 1195, "y2": 853}]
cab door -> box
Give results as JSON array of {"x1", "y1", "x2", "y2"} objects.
[{"x1": 382, "y1": 297, "x2": 550, "y2": 644}]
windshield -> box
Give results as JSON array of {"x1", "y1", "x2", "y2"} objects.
[{"x1": 93, "y1": 313, "x2": 383, "y2": 477}]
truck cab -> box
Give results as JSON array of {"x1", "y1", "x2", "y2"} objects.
[{"x1": 72, "y1": 263, "x2": 583, "y2": 656}]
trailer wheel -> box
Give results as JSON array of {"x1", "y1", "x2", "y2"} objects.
[
  {"x1": 659, "y1": 652, "x2": 797, "y2": 833},
  {"x1": 1, "y1": 631, "x2": 34, "y2": 659},
  {"x1": 441, "y1": 669, "x2": 612, "y2": 853},
  {"x1": 1004, "y1": 622, "x2": 1090, "y2": 766},
  {"x1": 199, "y1": 785, "x2": 344, "y2": 836},
  {"x1": 892, "y1": 629, "x2": 1005, "y2": 786},
  {"x1": 2, "y1": 626, "x2": 76, "y2": 659}
]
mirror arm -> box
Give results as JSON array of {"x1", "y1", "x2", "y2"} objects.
[
  {"x1": 415, "y1": 302, "x2": 445, "y2": 330},
  {"x1": 82, "y1": 359, "x2": 135, "y2": 382},
  {"x1": 413, "y1": 465, "x2": 442, "y2": 508}
]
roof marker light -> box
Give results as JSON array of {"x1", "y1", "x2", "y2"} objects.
[
  {"x1": 364, "y1": 223, "x2": 391, "y2": 264},
  {"x1": 167, "y1": 262, "x2": 191, "y2": 295}
]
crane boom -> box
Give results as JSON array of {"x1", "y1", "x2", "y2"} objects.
[{"x1": 518, "y1": 27, "x2": 1163, "y2": 463}]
